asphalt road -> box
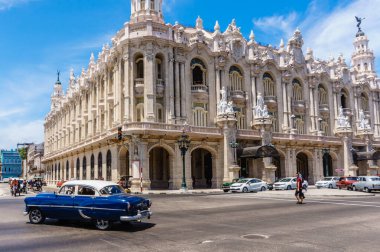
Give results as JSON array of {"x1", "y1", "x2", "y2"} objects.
[{"x1": 0, "y1": 184, "x2": 380, "y2": 252}]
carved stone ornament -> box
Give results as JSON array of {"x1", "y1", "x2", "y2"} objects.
[
  {"x1": 217, "y1": 87, "x2": 235, "y2": 117},
  {"x1": 336, "y1": 106, "x2": 351, "y2": 128},
  {"x1": 253, "y1": 93, "x2": 270, "y2": 118},
  {"x1": 358, "y1": 109, "x2": 371, "y2": 130}
]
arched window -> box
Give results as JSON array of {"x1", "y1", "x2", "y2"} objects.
[
  {"x1": 341, "y1": 90, "x2": 348, "y2": 108},
  {"x1": 361, "y1": 93, "x2": 369, "y2": 111},
  {"x1": 292, "y1": 79, "x2": 303, "y2": 101},
  {"x1": 140, "y1": 0, "x2": 145, "y2": 10},
  {"x1": 150, "y1": 0, "x2": 155, "y2": 10},
  {"x1": 82, "y1": 156, "x2": 87, "y2": 180},
  {"x1": 229, "y1": 66, "x2": 243, "y2": 91},
  {"x1": 66, "y1": 160, "x2": 69, "y2": 180},
  {"x1": 76, "y1": 158, "x2": 80, "y2": 180},
  {"x1": 191, "y1": 58, "x2": 207, "y2": 86},
  {"x1": 318, "y1": 85, "x2": 328, "y2": 105},
  {"x1": 106, "y1": 150, "x2": 112, "y2": 181},
  {"x1": 156, "y1": 58, "x2": 163, "y2": 80},
  {"x1": 90, "y1": 154, "x2": 95, "y2": 180},
  {"x1": 364, "y1": 63, "x2": 368, "y2": 71},
  {"x1": 136, "y1": 58, "x2": 144, "y2": 79},
  {"x1": 98, "y1": 152, "x2": 103, "y2": 179},
  {"x1": 263, "y1": 73, "x2": 275, "y2": 96},
  {"x1": 192, "y1": 103, "x2": 208, "y2": 127},
  {"x1": 271, "y1": 111, "x2": 279, "y2": 132}
]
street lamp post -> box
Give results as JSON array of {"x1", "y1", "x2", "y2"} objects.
[
  {"x1": 229, "y1": 141, "x2": 239, "y2": 165},
  {"x1": 178, "y1": 129, "x2": 190, "y2": 191}
]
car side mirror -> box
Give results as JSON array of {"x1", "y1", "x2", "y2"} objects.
[{"x1": 247, "y1": 182, "x2": 251, "y2": 185}]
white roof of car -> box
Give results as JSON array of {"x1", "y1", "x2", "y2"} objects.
[{"x1": 62, "y1": 180, "x2": 118, "y2": 191}]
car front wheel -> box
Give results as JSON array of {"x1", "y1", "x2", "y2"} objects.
[
  {"x1": 364, "y1": 187, "x2": 371, "y2": 193},
  {"x1": 223, "y1": 189, "x2": 229, "y2": 193},
  {"x1": 29, "y1": 208, "x2": 45, "y2": 224},
  {"x1": 95, "y1": 219, "x2": 110, "y2": 230},
  {"x1": 352, "y1": 186, "x2": 356, "y2": 191},
  {"x1": 261, "y1": 186, "x2": 266, "y2": 191},
  {"x1": 328, "y1": 184, "x2": 333, "y2": 189},
  {"x1": 242, "y1": 187, "x2": 249, "y2": 193},
  {"x1": 287, "y1": 185, "x2": 292, "y2": 190}
]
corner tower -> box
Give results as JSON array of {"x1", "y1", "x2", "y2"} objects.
[
  {"x1": 130, "y1": 0, "x2": 164, "y2": 24},
  {"x1": 351, "y1": 17, "x2": 376, "y2": 78}
]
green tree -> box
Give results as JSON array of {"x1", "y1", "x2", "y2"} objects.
[{"x1": 18, "y1": 147, "x2": 27, "y2": 160}]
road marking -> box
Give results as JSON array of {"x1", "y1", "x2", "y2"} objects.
[
  {"x1": 201, "y1": 240, "x2": 214, "y2": 244},
  {"x1": 210, "y1": 194, "x2": 380, "y2": 208},
  {"x1": 99, "y1": 238, "x2": 124, "y2": 248}
]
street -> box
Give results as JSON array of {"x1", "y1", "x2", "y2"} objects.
[{"x1": 0, "y1": 183, "x2": 380, "y2": 252}]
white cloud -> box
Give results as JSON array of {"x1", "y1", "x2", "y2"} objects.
[
  {"x1": 0, "y1": 119, "x2": 44, "y2": 150},
  {"x1": 0, "y1": 107, "x2": 25, "y2": 118},
  {"x1": 253, "y1": 12, "x2": 298, "y2": 40},
  {"x1": 0, "y1": 0, "x2": 34, "y2": 11}
]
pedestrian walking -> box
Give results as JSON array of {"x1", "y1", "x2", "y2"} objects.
[{"x1": 295, "y1": 172, "x2": 305, "y2": 204}]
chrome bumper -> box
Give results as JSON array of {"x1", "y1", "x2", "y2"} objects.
[{"x1": 120, "y1": 209, "x2": 152, "y2": 222}]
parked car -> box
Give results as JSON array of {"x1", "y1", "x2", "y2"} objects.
[
  {"x1": 56, "y1": 180, "x2": 66, "y2": 188},
  {"x1": 230, "y1": 178, "x2": 268, "y2": 193},
  {"x1": 352, "y1": 176, "x2": 380, "y2": 193},
  {"x1": 273, "y1": 177, "x2": 308, "y2": 190},
  {"x1": 3, "y1": 178, "x2": 10, "y2": 183},
  {"x1": 24, "y1": 180, "x2": 152, "y2": 230},
  {"x1": 221, "y1": 178, "x2": 240, "y2": 192},
  {"x1": 315, "y1": 177, "x2": 340, "y2": 189},
  {"x1": 336, "y1": 176, "x2": 359, "y2": 190}
]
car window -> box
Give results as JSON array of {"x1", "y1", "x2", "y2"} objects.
[
  {"x1": 363, "y1": 178, "x2": 366, "y2": 181},
  {"x1": 59, "y1": 185, "x2": 75, "y2": 195},
  {"x1": 249, "y1": 179, "x2": 257, "y2": 183},
  {"x1": 99, "y1": 185, "x2": 125, "y2": 195},
  {"x1": 237, "y1": 179, "x2": 249, "y2": 183},
  {"x1": 369, "y1": 177, "x2": 380, "y2": 181},
  {"x1": 78, "y1": 186, "x2": 96, "y2": 196},
  {"x1": 279, "y1": 178, "x2": 291, "y2": 182}
]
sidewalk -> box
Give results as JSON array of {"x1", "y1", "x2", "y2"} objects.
[{"x1": 39, "y1": 186, "x2": 376, "y2": 197}]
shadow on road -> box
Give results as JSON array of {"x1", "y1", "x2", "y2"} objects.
[{"x1": 27, "y1": 219, "x2": 156, "y2": 232}]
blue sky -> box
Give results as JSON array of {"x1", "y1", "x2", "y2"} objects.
[{"x1": 0, "y1": 0, "x2": 379, "y2": 149}]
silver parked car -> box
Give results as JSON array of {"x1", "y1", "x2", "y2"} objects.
[
  {"x1": 315, "y1": 176, "x2": 340, "y2": 189},
  {"x1": 352, "y1": 176, "x2": 380, "y2": 193},
  {"x1": 230, "y1": 178, "x2": 268, "y2": 193}
]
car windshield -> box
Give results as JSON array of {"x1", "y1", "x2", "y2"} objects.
[
  {"x1": 369, "y1": 177, "x2": 380, "y2": 181},
  {"x1": 237, "y1": 179, "x2": 249, "y2": 183},
  {"x1": 279, "y1": 178, "x2": 291, "y2": 182},
  {"x1": 322, "y1": 178, "x2": 332, "y2": 181},
  {"x1": 348, "y1": 177, "x2": 358, "y2": 180},
  {"x1": 99, "y1": 185, "x2": 125, "y2": 195}
]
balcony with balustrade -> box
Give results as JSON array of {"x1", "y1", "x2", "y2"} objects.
[
  {"x1": 135, "y1": 78, "x2": 144, "y2": 98},
  {"x1": 191, "y1": 82, "x2": 208, "y2": 100},
  {"x1": 319, "y1": 104, "x2": 330, "y2": 117},
  {"x1": 156, "y1": 79, "x2": 165, "y2": 98},
  {"x1": 264, "y1": 96, "x2": 277, "y2": 109},
  {"x1": 230, "y1": 90, "x2": 246, "y2": 104},
  {"x1": 292, "y1": 100, "x2": 306, "y2": 114}
]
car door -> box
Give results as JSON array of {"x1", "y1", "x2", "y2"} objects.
[
  {"x1": 73, "y1": 186, "x2": 96, "y2": 220},
  {"x1": 51, "y1": 185, "x2": 75, "y2": 219},
  {"x1": 250, "y1": 179, "x2": 260, "y2": 191},
  {"x1": 291, "y1": 178, "x2": 297, "y2": 189}
]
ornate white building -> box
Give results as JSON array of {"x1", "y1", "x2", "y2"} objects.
[{"x1": 43, "y1": 0, "x2": 380, "y2": 190}]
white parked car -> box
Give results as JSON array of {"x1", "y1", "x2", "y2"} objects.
[
  {"x1": 352, "y1": 176, "x2": 380, "y2": 193},
  {"x1": 315, "y1": 176, "x2": 340, "y2": 189},
  {"x1": 230, "y1": 178, "x2": 268, "y2": 193},
  {"x1": 273, "y1": 177, "x2": 308, "y2": 190}
]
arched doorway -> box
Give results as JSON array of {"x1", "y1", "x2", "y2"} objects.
[
  {"x1": 149, "y1": 147, "x2": 170, "y2": 189},
  {"x1": 90, "y1": 155, "x2": 95, "y2": 180},
  {"x1": 118, "y1": 147, "x2": 130, "y2": 178},
  {"x1": 296, "y1": 153, "x2": 309, "y2": 181},
  {"x1": 66, "y1": 161, "x2": 69, "y2": 180},
  {"x1": 76, "y1": 158, "x2": 80, "y2": 180},
  {"x1": 191, "y1": 148, "x2": 213, "y2": 189},
  {"x1": 82, "y1": 156, "x2": 87, "y2": 180},
  {"x1": 323, "y1": 153, "x2": 333, "y2": 177}
]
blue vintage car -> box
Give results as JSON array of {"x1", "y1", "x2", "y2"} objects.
[{"x1": 24, "y1": 180, "x2": 152, "y2": 230}]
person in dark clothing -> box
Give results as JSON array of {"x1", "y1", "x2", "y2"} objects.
[{"x1": 295, "y1": 172, "x2": 305, "y2": 204}]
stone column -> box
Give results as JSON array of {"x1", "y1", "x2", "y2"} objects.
[
  {"x1": 123, "y1": 54, "x2": 131, "y2": 122},
  {"x1": 174, "y1": 60, "x2": 180, "y2": 120},
  {"x1": 168, "y1": 52, "x2": 175, "y2": 122},
  {"x1": 180, "y1": 62, "x2": 186, "y2": 119},
  {"x1": 282, "y1": 81, "x2": 289, "y2": 130},
  {"x1": 309, "y1": 87, "x2": 316, "y2": 133},
  {"x1": 144, "y1": 46, "x2": 155, "y2": 122}
]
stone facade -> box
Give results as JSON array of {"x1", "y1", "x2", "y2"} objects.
[
  {"x1": 43, "y1": 0, "x2": 380, "y2": 190},
  {"x1": 26, "y1": 143, "x2": 45, "y2": 178}
]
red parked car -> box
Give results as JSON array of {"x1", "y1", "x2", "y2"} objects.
[
  {"x1": 336, "y1": 176, "x2": 359, "y2": 190},
  {"x1": 56, "y1": 180, "x2": 66, "y2": 188}
]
